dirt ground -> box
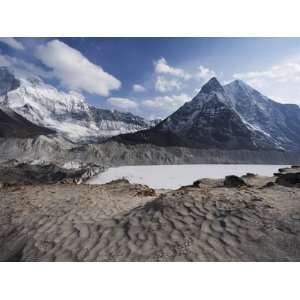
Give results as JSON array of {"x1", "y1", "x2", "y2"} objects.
[{"x1": 1, "y1": 172, "x2": 300, "y2": 261}]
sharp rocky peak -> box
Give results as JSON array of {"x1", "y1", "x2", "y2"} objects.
[
  {"x1": 226, "y1": 79, "x2": 254, "y2": 91},
  {"x1": 200, "y1": 77, "x2": 224, "y2": 94}
]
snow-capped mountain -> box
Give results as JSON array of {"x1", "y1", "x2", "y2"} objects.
[
  {"x1": 0, "y1": 67, "x2": 155, "y2": 142},
  {"x1": 224, "y1": 79, "x2": 300, "y2": 151},
  {"x1": 114, "y1": 77, "x2": 300, "y2": 151},
  {"x1": 0, "y1": 105, "x2": 55, "y2": 138}
]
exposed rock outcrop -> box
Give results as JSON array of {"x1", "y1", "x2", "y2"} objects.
[
  {"x1": 0, "y1": 105, "x2": 55, "y2": 138},
  {"x1": 0, "y1": 160, "x2": 102, "y2": 185},
  {"x1": 224, "y1": 175, "x2": 248, "y2": 187},
  {"x1": 113, "y1": 77, "x2": 300, "y2": 151},
  {"x1": 276, "y1": 172, "x2": 300, "y2": 187}
]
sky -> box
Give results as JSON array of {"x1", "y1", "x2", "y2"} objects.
[{"x1": 1, "y1": 37, "x2": 300, "y2": 119}]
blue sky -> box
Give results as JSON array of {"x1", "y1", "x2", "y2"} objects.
[{"x1": 1, "y1": 37, "x2": 300, "y2": 119}]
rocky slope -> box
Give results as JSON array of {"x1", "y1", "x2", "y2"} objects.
[
  {"x1": 0, "y1": 160, "x2": 102, "y2": 186},
  {"x1": 0, "y1": 67, "x2": 155, "y2": 142},
  {"x1": 0, "y1": 105, "x2": 55, "y2": 138},
  {"x1": 1, "y1": 70, "x2": 300, "y2": 166},
  {"x1": 114, "y1": 77, "x2": 300, "y2": 151},
  {"x1": 224, "y1": 80, "x2": 300, "y2": 151},
  {"x1": 0, "y1": 66, "x2": 20, "y2": 95},
  {"x1": 1, "y1": 166, "x2": 300, "y2": 261},
  {"x1": 2, "y1": 137, "x2": 300, "y2": 166},
  {"x1": 71, "y1": 142, "x2": 300, "y2": 166},
  {"x1": 0, "y1": 135, "x2": 74, "y2": 163}
]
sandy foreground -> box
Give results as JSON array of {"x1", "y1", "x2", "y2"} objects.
[{"x1": 1, "y1": 169, "x2": 300, "y2": 261}]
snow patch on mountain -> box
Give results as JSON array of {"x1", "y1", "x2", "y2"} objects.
[
  {"x1": 116, "y1": 77, "x2": 300, "y2": 151},
  {"x1": 224, "y1": 79, "x2": 300, "y2": 151},
  {"x1": 0, "y1": 67, "x2": 154, "y2": 142}
]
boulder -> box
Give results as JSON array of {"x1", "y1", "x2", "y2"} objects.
[
  {"x1": 0, "y1": 160, "x2": 102, "y2": 185},
  {"x1": 261, "y1": 181, "x2": 276, "y2": 188},
  {"x1": 275, "y1": 172, "x2": 300, "y2": 187},
  {"x1": 135, "y1": 188, "x2": 156, "y2": 197},
  {"x1": 193, "y1": 178, "x2": 223, "y2": 188},
  {"x1": 224, "y1": 175, "x2": 247, "y2": 188},
  {"x1": 242, "y1": 172, "x2": 256, "y2": 178}
]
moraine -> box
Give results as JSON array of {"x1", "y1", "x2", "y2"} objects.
[{"x1": 86, "y1": 164, "x2": 289, "y2": 189}]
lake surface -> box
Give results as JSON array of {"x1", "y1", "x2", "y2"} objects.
[{"x1": 87, "y1": 164, "x2": 289, "y2": 189}]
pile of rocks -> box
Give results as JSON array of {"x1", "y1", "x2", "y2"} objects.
[{"x1": 0, "y1": 160, "x2": 103, "y2": 186}]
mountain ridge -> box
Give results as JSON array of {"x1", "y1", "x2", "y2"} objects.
[
  {"x1": 2, "y1": 66, "x2": 300, "y2": 152},
  {"x1": 0, "y1": 67, "x2": 156, "y2": 143},
  {"x1": 0, "y1": 105, "x2": 55, "y2": 138},
  {"x1": 224, "y1": 79, "x2": 300, "y2": 150},
  {"x1": 113, "y1": 77, "x2": 300, "y2": 151}
]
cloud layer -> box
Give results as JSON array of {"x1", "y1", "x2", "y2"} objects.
[
  {"x1": 155, "y1": 76, "x2": 182, "y2": 92},
  {"x1": 0, "y1": 39, "x2": 220, "y2": 119},
  {"x1": 233, "y1": 58, "x2": 300, "y2": 103},
  {"x1": 154, "y1": 57, "x2": 190, "y2": 80},
  {"x1": 0, "y1": 38, "x2": 25, "y2": 50},
  {"x1": 0, "y1": 54, "x2": 52, "y2": 79},
  {"x1": 107, "y1": 97, "x2": 138, "y2": 110},
  {"x1": 133, "y1": 84, "x2": 146, "y2": 92},
  {"x1": 36, "y1": 39, "x2": 121, "y2": 96},
  {"x1": 143, "y1": 93, "x2": 189, "y2": 114},
  {"x1": 197, "y1": 65, "x2": 216, "y2": 82}
]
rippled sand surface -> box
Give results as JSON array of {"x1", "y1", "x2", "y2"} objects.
[{"x1": 1, "y1": 169, "x2": 300, "y2": 261}]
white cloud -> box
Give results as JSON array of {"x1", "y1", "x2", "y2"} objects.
[
  {"x1": 0, "y1": 54, "x2": 52, "y2": 79},
  {"x1": 154, "y1": 57, "x2": 190, "y2": 80},
  {"x1": 196, "y1": 65, "x2": 216, "y2": 82},
  {"x1": 233, "y1": 59, "x2": 300, "y2": 104},
  {"x1": 107, "y1": 97, "x2": 138, "y2": 110},
  {"x1": 35, "y1": 39, "x2": 121, "y2": 96},
  {"x1": 155, "y1": 76, "x2": 182, "y2": 92},
  {"x1": 0, "y1": 38, "x2": 25, "y2": 50},
  {"x1": 133, "y1": 84, "x2": 146, "y2": 92},
  {"x1": 143, "y1": 93, "x2": 189, "y2": 113}
]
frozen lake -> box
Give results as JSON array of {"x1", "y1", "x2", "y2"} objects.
[{"x1": 87, "y1": 164, "x2": 289, "y2": 189}]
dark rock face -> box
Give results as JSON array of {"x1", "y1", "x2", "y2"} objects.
[
  {"x1": 276, "y1": 173, "x2": 300, "y2": 187},
  {"x1": 89, "y1": 106, "x2": 151, "y2": 129},
  {"x1": 0, "y1": 106, "x2": 55, "y2": 138},
  {"x1": 262, "y1": 181, "x2": 276, "y2": 188},
  {"x1": 224, "y1": 80, "x2": 300, "y2": 151},
  {"x1": 224, "y1": 175, "x2": 247, "y2": 187},
  {"x1": 0, "y1": 160, "x2": 102, "y2": 185},
  {"x1": 114, "y1": 78, "x2": 278, "y2": 150},
  {"x1": 192, "y1": 178, "x2": 223, "y2": 188},
  {"x1": 200, "y1": 77, "x2": 224, "y2": 94},
  {"x1": 160, "y1": 96, "x2": 256, "y2": 149},
  {"x1": 114, "y1": 77, "x2": 300, "y2": 152},
  {"x1": 243, "y1": 173, "x2": 256, "y2": 178},
  {"x1": 0, "y1": 67, "x2": 20, "y2": 96}
]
